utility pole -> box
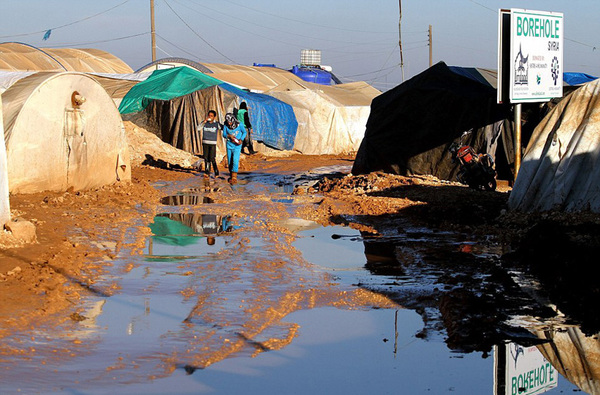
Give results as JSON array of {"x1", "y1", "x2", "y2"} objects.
[
  {"x1": 398, "y1": 0, "x2": 404, "y2": 81},
  {"x1": 428, "y1": 25, "x2": 433, "y2": 67},
  {"x1": 150, "y1": 0, "x2": 156, "y2": 62}
]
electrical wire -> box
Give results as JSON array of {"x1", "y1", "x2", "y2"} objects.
[
  {"x1": 175, "y1": 0, "x2": 381, "y2": 46},
  {"x1": 0, "y1": 0, "x2": 131, "y2": 39},
  {"x1": 155, "y1": 33, "x2": 209, "y2": 61},
  {"x1": 50, "y1": 32, "x2": 149, "y2": 48},
  {"x1": 219, "y1": 0, "x2": 396, "y2": 35},
  {"x1": 566, "y1": 38, "x2": 597, "y2": 51},
  {"x1": 161, "y1": 0, "x2": 236, "y2": 63}
]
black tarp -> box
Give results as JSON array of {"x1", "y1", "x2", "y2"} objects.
[{"x1": 352, "y1": 62, "x2": 515, "y2": 180}]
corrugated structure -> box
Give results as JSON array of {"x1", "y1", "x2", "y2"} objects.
[{"x1": 0, "y1": 42, "x2": 133, "y2": 73}]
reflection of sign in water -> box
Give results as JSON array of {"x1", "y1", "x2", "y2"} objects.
[{"x1": 495, "y1": 342, "x2": 558, "y2": 395}]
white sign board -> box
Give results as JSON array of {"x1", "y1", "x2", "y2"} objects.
[
  {"x1": 505, "y1": 343, "x2": 558, "y2": 395},
  {"x1": 509, "y1": 9, "x2": 564, "y2": 103}
]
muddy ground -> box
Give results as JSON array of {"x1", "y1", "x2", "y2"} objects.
[{"x1": 1, "y1": 147, "x2": 599, "y2": 358}]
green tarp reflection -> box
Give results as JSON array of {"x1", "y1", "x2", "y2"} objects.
[{"x1": 149, "y1": 215, "x2": 199, "y2": 246}]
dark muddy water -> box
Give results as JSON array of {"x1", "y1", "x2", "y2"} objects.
[{"x1": 0, "y1": 170, "x2": 593, "y2": 394}]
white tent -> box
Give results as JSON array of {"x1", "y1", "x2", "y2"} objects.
[
  {"x1": 0, "y1": 97, "x2": 9, "y2": 227},
  {"x1": 2, "y1": 71, "x2": 131, "y2": 193},
  {"x1": 508, "y1": 79, "x2": 600, "y2": 212},
  {"x1": 267, "y1": 79, "x2": 379, "y2": 155}
]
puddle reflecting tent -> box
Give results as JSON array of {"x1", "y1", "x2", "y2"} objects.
[
  {"x1": 266, "y1": 79, "x2": 380, "y2": 155},
  {"x1": 2, "y1": 71, "x2": 131, "y2": 193},
  {"x1": 534, "y1": 327, "x2": 600, "y2": 394},
  {"x1": 352, "y1": 62, "x2": 518, "y2": 180},
  {"x1": 509, "y1": 78, "x2": 600, "y2": 212},
  {"x1": 120, "y1": 66, "x2": 297, "y2": 154}
]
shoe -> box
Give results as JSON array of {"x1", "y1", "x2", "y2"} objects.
[{"x1": 229, "y1": 172, "x2": 238, "y2": 185}]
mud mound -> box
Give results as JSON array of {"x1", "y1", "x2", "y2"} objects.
[{"x1": 123, "y1": 121, "x2": 198, "y2": 168}]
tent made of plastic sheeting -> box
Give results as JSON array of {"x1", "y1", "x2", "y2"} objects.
[
  {"x1": 140, "y1": 81, "x2": 297, "y2": 155},
  {"x1": 352, "y1": 62, "x2": 518, "y2": 180},
  {"x1": 2, "y1": 72, "x2": 131, "y2": 193},
  {"x1": 90, "y1": 72, "x2": 150, "y2": 107},
  {"x1": 136, "y1": 58, "x2": 304, "y2": 92},
  {"x1": 0, "y1": 98, "x2": 9, "y2": 227},
  {"x1": 508, "y1": 79, "x2": 600, "y2": 212},
  {"x1": 533, "y1": 327, "x2": 600, "y2": 394},
  {"x1": 118, "y1": 67, "x2": 223, "y2": 115},
  {"x1": 221, "y1": 83, "x2": 297, "y2": 150},
  {"x1": 267, "y1": 79, "x2": 380, "y2": 155},
  {"x1": 0, "y1": 42, "x2": 133, "y2": 73}
]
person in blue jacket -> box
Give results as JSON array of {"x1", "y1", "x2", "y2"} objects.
[{"x1": 223, "y1": 112, "x2": 246, "y2": 185}]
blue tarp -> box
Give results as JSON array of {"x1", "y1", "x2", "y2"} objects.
[
  {"x1": 221, "y1": 83, "x2": 298, "y2": 151},
  {"x1": 563, "y1": 72, "x2": 598, "y2": 86}
]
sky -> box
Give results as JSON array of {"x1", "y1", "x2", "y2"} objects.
[{"x1": 1, "y1": 0, "x2": 599, "y2": 91}]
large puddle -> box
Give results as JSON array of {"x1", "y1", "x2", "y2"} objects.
[{"x1": 0, "y1": 170, "x2": 593, "y2": 394}]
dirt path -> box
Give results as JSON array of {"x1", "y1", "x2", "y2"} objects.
[{"x1": 1, "y1": 150, "x2": 598, "y2": 362}]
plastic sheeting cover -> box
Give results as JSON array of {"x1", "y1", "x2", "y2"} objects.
[
  {"x1": 508, "y1": 78, "x2": 600, "y2": 212},
  {"x1": 118, "y1": 67, "x2": 223, "y2": 114},
  {"x1": 221, "y1": 83, "x2": 297, "y2": 151}
]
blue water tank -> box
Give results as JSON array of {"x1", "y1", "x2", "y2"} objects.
[{"x1": 291, "y1": 65, "x2": 332, "y2": 85}]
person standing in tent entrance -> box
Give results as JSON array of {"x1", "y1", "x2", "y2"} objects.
[
  {"x1": 236, "y1": 102, "x2": 256, "y2": 155},
  {"x1": 223, "y1": 112, "x2": 246, "y2": 185},
  {"x1": 199, "y1": 110, "x2": 222, "y2": 179}
]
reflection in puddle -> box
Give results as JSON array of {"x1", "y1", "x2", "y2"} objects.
[
  {"x1": 161, "y1": 194, "x2": 214, "y2": 206},
  {"x1": 147, "y1": 213, "x2": 237, "y2": 258},
  {"x1": 0, "y1": 174, "x2": 588, "y2": 394}
]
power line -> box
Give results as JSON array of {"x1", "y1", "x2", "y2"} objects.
[
  {"x1": 155, "y1": 33, "x2": 208, "y2": 61},
  {"x1": 219, "y1": 0, "x2": 397, "y2": 35},
  {"x1": 0, "y1": 0, "x2": 131, "y2": 39},
  {"x1": 50, "y1": 32, "x2": 149, "y2": 48},
  {"x1": 176, "y1": 0, "x2": 380, "y2": 46},
  {"x1": 161, "y1": 0, "x2": 236, "y2": 63},
  {"x1": 340, "y1": 64, "x2": 400, "y2": 79}
]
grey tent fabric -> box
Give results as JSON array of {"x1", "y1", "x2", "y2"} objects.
[{"x1": 508, "y1": 79, "x2": 600, "y2": 212}]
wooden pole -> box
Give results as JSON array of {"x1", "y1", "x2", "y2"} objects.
[
  {"x1": 399, "y1": 0, "x2": 404, "y2": 81},
  {"x1": 151, "y1": 0, "x2": 156, "y2": 62},
  {"x1": 428, "y1": 25, "x2": 433, "y2": 67},
  {"x1": 514, "y1": 103, "x2": 522, "y2": 181}
]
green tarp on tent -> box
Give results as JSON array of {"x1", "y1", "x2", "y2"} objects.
[{"x1": 118, "y1": 66, "x2": 223, "y2": 114}]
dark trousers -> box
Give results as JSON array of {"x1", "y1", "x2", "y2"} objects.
[
  {"x1": 242, "y1": 130, "x2": 255, "y2": 154},
  {"x1": 202, "y1": 143, "x2": 218, "y2": 175}
]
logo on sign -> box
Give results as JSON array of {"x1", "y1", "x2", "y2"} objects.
[
  {"x1": 514, "y1": 44, "x2": 529, "y2": 85},
  {"x1": 551, "y1": 57, "x2": 560, "y2": 85}
]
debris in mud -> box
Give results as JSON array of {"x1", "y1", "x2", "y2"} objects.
[
  {"x1": 69, "y1": 312, "x2": 87, "y2": 322},
  {"x1": 4, "y1": 218, "x2": 37, "y2": 244}
]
